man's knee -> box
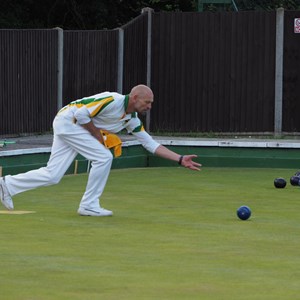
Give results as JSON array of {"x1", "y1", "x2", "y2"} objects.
[
  {"x1": 106, "y1": 151, "x2": 113, "y2": 161},
  {"x1": 43, "y1": 168, "x2": 63, "y2": 185},
  {"x1": 92, "y1": 150, "x2": 113, "y2": 166},
  {"x1": 102, "y1": 150, "x2": 113, "y2": 164},
  {"x1": 48, "y1": 173, "x2": 62, "y2": 185}
]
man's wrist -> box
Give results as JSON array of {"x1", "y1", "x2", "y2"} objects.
[{"x1": 178, "y1": 155, "x2": 184, "y2": 165}]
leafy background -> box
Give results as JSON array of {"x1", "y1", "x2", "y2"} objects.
[{"x1": 0, "y1": 0, "x2": 299, "y2": 30}]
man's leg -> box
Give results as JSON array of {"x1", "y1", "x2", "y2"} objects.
[
  {"x1": 58, "y1": 130, "x2": 113, "y2": 211},
  {"x1": 5, "y1": 135, "x2": 77, "y2": 196},
  {"x1": 5, "y1": 119, "x2": 114, "y2": 214}
]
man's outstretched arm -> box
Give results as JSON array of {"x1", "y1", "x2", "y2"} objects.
[{"x1": 154, "y1": 145, "x2": 201, "y2": 171}]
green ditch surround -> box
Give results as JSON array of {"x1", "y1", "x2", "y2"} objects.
[
  {"x1": 150, "y1": 146, "x2": 300, "y2": 169},
  {"x1": 1, "y1": 145, "x2": 300, "y2": 176}
]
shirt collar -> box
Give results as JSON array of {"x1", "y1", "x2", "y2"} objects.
[
  {"x1": 124, "y1": 94, "x2": 129, "y2": 111},
  {"x1": 123, "y1": 94, "x2": 136, "y2": 119}
]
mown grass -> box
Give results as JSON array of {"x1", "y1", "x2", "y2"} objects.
[{"x1": 1, "y1": 167, "x2": 300, "y2": 300}]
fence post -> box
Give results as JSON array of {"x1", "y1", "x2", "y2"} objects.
[
  {"x1": 117, "y1": 28, "x2": 124, "y2": 94},
  {"x1": 274, "y1": 8, "x2": 284, "y2": 137},
  {"x1": 141, "y1": 7, "x2": 154, "y2": 132},
  {"x1": 56, "y1": 27, "x2": 64, "y2": 110}
]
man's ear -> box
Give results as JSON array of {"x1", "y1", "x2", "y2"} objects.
[{"x1": 133, "y1": 94, "x2": 139, "y2": 103}]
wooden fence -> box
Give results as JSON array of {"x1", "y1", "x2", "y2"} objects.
[{"x1": 0, "y1": 9, "x2": 299, "y2": 136}]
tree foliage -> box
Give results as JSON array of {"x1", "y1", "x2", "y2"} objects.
[
  {"x1": 0, "y1": 0, "x2": 299, "y2": 30},
  {"x1": 237, "y1": 0, "x2": 299, "y2": 10}
]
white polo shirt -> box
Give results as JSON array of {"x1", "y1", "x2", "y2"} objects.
[{"x1": 58, "y1": 92, "x2": 160, "y2": 154}]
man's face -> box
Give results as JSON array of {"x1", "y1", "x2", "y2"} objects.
[{"x1": 135, "y1": 96, "x2": 153, "y2": 115}]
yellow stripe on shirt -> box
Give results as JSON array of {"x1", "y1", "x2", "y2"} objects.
[{"x1": 88, "y1": 96, "x2": 114, "y2": 117}]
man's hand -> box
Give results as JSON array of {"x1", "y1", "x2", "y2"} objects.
[
  {"x1": 100, "y1": 130, "x2": 122, "y2": 157},
  {"x1": 180, "y1": 155, "x2": 201, "y2": 171},
  {"x1": 154, "y1": 145, "x2": 201, "y2": 171},
  {"x1": 81, "y1": 121, "x2": 104, "y2": 144}
]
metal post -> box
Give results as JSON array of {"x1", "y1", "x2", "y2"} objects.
[
  {"x1": 117, "y1": 28, "x2": 124, "y2": 94},
  {"x1": 198, "y1": 0, "x2": 204, "y2": 11},
  {"x1": 231, "y1": 0, "x2": 238, "y2": 11},
  {"x1": 274, "y1": 8, "x2": 284, "y2": 136},
  {"x1": 56, "y1": 27, "x2": 63, "y2": 110},
  {"x1": 141, "y1": 8, "x2": 154, "y2": 132}
]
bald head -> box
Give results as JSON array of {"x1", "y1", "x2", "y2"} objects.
[
  {"x1": 127, "y1": 84, "x2": 154, "y2": 114},
  {"x1": 130, "y1": 84, "x2": 153, "y2": 99}
]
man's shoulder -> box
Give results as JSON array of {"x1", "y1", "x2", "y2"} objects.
[{"x1": 91, "y1": 91, "x2": 120, "y2": 99}]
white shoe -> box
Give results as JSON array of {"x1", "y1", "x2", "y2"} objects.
[
  {"x1": 77, "y1": 207, "x2": 113, "y2": 217},
  {"x1": 0, "y1": 177, "x2": 14, "y2": 210}
]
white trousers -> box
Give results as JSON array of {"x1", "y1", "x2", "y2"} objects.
[{"x1": 5, "y1": 114, "x2": 113, "y2": 210}]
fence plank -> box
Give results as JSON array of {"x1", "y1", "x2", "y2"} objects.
[
  {"x1": 151, "y1": 11, "x2": 276, "y2": 133},
  {"x1": 63, "y1": 30, "x2": 119, "y2": 104},
  {"x1": 0, "y1": 29, "x2": 58, "y2": 135},
  {"x1": 282, "y1": 11, "x2": 300, "y2": 132}
]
